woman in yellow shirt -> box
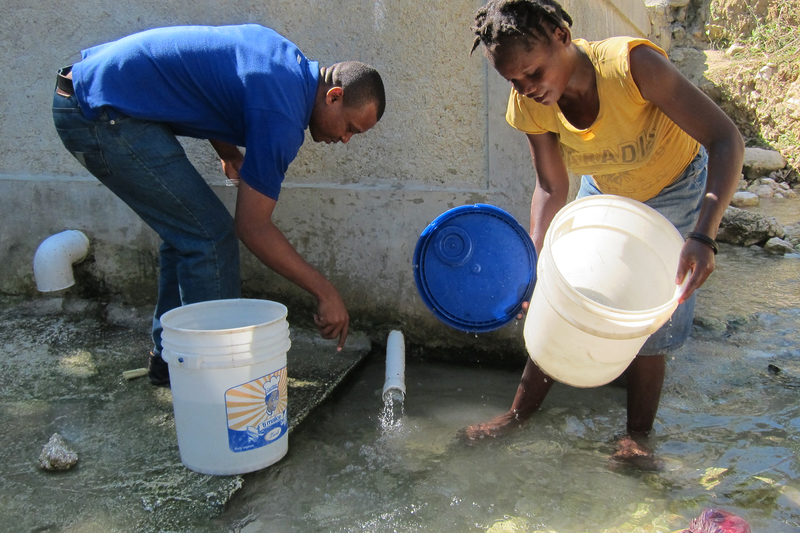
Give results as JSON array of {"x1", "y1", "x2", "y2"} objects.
[{"x1": 465, "y1": 0, "x2": 743, "y2": 464}]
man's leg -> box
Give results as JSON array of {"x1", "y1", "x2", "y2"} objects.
[
  {"x1": 147, "y1": 243, "x2": 182, "y2": 385},
  {"x1": 93, "y1": 121, "x2": 242, "y2": 374},
  {"x1": 53, "y1": 96, "x2": 240, "y2": 379}
]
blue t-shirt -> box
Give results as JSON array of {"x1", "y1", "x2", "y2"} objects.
[{"x1": 73, "y1": 24, "x2": 320, "y2": 200}]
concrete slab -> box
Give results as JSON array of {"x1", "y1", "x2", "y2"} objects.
[{"x1": 0, "y1": 296, "x2": 372, "y2": 532}]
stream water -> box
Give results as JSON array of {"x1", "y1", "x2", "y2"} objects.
[{"x1": 207, "y1": 200, "x2": 799, "y2": 533}]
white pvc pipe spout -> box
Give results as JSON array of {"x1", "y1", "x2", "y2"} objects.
[
  {"x1": 382, "y1": 330, "x2": 406, "y2": 402},
  {"x1": 33, "y1": 230, "x2": 90, "y2": 292}
]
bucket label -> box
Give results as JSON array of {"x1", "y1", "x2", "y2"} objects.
[{"x1": 224, "y1": 366, "x2": 288, "y2": 453}]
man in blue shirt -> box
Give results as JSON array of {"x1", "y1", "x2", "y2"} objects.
[{"x1": 53, "y1": 25, "x2": 386, "y2": 385}]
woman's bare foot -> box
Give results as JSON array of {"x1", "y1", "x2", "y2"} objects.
[
  {"x1": 610, "y1": 434, "x2": 663, "y2": 471},
  {"x1": 460, "y1": 411, "x2": 523, "y2": 442}
]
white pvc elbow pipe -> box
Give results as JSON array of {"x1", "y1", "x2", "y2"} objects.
[
  {"x1": 382, "y1": 330, "x2": 406, "y2": 402},
  {"x1": 33, "y1": 230, "x2": 90, "y2": 292}
]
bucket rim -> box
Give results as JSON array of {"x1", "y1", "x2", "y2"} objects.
[
  {"x1": 160, "y1": 298, "x2": 288, "y2": 335},
  {"x1": 541, "y1": 195, "x2": 684, "y2": 324}
]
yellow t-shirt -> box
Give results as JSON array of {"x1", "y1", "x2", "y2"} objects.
[{"x1": 506, "y1": 37, "x2": 700, "y2": 202}]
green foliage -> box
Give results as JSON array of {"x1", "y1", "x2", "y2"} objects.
[{"x1": 741, "y1": 0, "x2": 800, "y2": 64}]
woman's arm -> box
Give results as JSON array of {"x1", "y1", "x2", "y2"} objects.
[
  {"x1": 630, "y1": 45, "x2": 744, "y2": 301},
  {"x1": 527, "y1": 131, "x2": 572, "y2": 253}
]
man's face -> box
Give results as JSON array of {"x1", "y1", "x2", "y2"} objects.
[{"x1": 309, "y1": 87, "x2": 379, "y2": 144}]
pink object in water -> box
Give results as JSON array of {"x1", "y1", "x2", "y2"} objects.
[{"x1": 680, "y1": 509, "x2": 751, "y2": 533}]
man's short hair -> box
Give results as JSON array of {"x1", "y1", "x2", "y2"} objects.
[{"x1": 329, "y1": 61, "x2": 386, "y2": 120}]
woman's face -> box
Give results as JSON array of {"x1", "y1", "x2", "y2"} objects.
[{"x1": 488, "y1": 29, "x2": 572, "y2": 107}]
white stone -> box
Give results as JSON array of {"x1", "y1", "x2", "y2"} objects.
[
  {"x1": 759, "y1": 177, "x2": 779, "y2": 189},
  {"x1": 748, "y1": 184, "x2": 775, "y2": 198},
  {"x1": 756, "y1": 65, "x2": 774, "y2": 81},
  {"x1": 726, "y1": 43, "x2": 746, "y2": 56},
  {"x1": 730, "y1": 191, "x2": 760, "y2": 207},
  {"x1": 743, "y1": 147, "x2": 788, "y2": 179},
  {"x1": 764, "y1": 237, "x2": 795, "y2": 255}
]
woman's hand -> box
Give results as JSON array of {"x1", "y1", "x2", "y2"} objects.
[{"x1": 675, "y1": 238, "x2": 716, "y2": 303}]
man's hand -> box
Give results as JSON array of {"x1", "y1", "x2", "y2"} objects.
[
  {"x1": 221, "y1": 157, "x2": 242, "y2": 185},
  {"x1": 209, "y1": 139, "x2": 244, "y2": 186},
  {"x1": 235, "y1": 181, "x2": 351, "y2": 351},
  {"x1": 314, "y1": 290, "x2": 349, "y2": 351}
]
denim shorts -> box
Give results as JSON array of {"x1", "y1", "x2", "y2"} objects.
[{"x1": 577, "y1": 146, "x2": 708, "y2": 355}]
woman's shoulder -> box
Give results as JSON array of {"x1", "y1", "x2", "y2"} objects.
[{"x1": 584, "y1": 36, "x2": 666, "y2": 61}]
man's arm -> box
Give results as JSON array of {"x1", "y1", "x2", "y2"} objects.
[
  {"x1": 209, "y1": 139, "x2": 244, "y2": 184},
  {"x1": 234, "y1": 180, "x2": 349, "y2": 350}
]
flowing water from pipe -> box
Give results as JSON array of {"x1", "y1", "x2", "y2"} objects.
[{"x1": 380, "y1": 390, "x2": 405, "y2": 433}]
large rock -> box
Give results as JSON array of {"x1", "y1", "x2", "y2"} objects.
[
  {"x1": 743, "y1": 147, "x2": 788, "y2": 180},
  {"x1": 717, "y1": 206, "x2": 785, "y2": 246}
]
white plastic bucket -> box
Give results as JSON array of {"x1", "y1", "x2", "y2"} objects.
[
  {"x1": 524, "y1": 196, "x2": 687, "y2": 388},
  {"x1": 160, "y1": 299, "x2": 292, "y2": 475}
]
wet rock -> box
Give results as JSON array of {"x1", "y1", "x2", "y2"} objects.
[
  {"x1": 486, "y1": 516, "x2": 531, "y2": 533},
  {"x1": 693, "y1": 315, "x2": 728, "y2": 334},
  {"x1": 730, "y1": 191, "x2": 759, "y2": 207},
  {"x1": 717, "y1": 206, "x2": 784, "y2": 246},
  {"x1": 763, "y1": 237, "x2": 795, "y2": 255},
  {"x1": 742, "y1": 147, "x2": 787, "y2": 180},
  {"x1": 38, "y1": 433, "x2": 78, "y2": 471},
  {"x1": 782, "y1": 222, "x2": 800, "y2": 247}
]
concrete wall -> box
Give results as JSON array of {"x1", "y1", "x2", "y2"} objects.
[{"x1": 1, "y1": 0, "x2": 648, "y2": 355}]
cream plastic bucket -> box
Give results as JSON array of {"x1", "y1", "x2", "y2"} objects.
[
  {"x1": 160, "y1": 299, "x2": 291, "y2": 475},
  {"x1": 524, "y1": 196, "x2": 686, "y2": 387}
]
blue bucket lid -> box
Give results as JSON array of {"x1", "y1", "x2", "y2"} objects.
[{"x1": 413, "y1": 204, "x2": 537, "y2": 333}]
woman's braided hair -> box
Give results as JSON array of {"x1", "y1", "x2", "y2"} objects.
[{"x1": 470, "y1": 0, "x2": 573, "y2": 55}]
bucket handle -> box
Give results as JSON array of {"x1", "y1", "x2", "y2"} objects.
[{"x1": 162, "y1": 338, "x2": 291, "y2": 370}]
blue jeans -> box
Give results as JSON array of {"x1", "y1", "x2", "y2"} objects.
[
  {"x1": 577, "y1": 147, "x2": 708, "y2": 355},
  {"x1": 52, "y1": 91, "x2": 241, "y2": 356}
]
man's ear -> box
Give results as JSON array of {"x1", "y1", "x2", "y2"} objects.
[{"x1": 326, "y1": 86, "x2": 344, "y2": 105}]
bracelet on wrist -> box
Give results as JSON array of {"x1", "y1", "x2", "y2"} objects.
[{"x1": 685, "y1": 231, "x2": 719, "y2": 255}]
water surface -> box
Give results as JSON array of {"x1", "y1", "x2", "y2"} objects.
[{"x1": 210, "y1": 201, "x2": 800, "y2": 533}]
